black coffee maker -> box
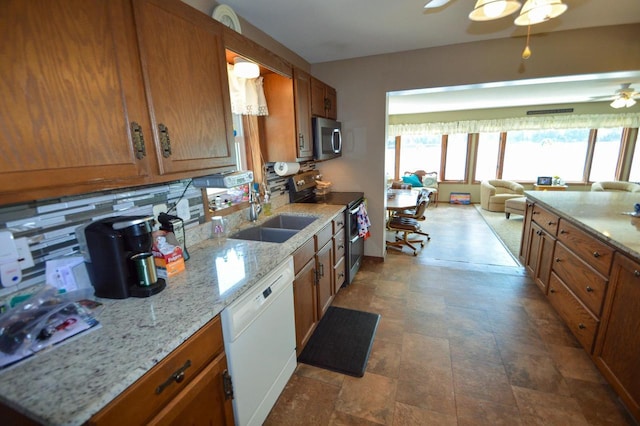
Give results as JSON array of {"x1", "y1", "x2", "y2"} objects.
[{"x1": 84, "y1": 215, "x2": 166, "y2": 299}]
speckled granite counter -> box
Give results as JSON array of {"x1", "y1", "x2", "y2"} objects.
[
  {"x1": 0, "y1": 203, "x2": 344, "y2": 426},
  {"x1": 524, "y1": 190, "x2": 640, "y2": 259}
]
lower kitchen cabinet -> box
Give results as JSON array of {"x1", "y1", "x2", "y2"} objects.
[
  {"x1": 332, "y1": 212, "x2": 347, "y2": 291},
  {"x1": 594, "y1": 252, "x2": 640, "y2": 421},
  {"x1": 292, "y1": 217, "x2": 344, "y2": 356},
  {"x1": 88, "y1": 316, "x2": 234, "y2": 426},
  {"x1": 293, "y1": 238, "x2": 318, "y2": 355}
]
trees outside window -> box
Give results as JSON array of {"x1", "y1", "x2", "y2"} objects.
[{"x1": 475, "y1": 132, "x2": 501, "y2": 181}]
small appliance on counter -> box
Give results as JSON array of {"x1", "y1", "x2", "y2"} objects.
[{"x1": 83, "y1": 216, "x2": 166, "y2": 299}]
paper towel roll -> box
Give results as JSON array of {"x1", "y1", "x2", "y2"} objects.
[{"x1": 274, "y1": 162, "x2": 300, "y2": 176}]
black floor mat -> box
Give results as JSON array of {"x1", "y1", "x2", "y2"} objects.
[{"x1": 298, "y1": 306, "x2": 380, "y2": 377}]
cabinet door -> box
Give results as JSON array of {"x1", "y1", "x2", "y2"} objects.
[
  {"x1": 325, "y1": 85, "x2": 337, "y2": 120},
  {"x1": 594, "y1": 254, "x2": 640, "y2": 420},
  {"x1": 293, "y1": 68, "x2": 313, "y2": 160},
  {"x1": 310, "y1": 77, "x2": 326, "y2": 117},
  {"x1": 316, "y1": 241, "x2": 334, "y2": 318},
  {"x1": 133, "y1": 0, "x2": 236, "y2": 176},
  {"x1": 519, "y1": 201, "x2": 534, "y2": 263},
  {"x1": 148, "y1": 352, "x2": 234, "y2": 426},
  {"x1": 534, "y1": 229, "x2": 555, "y2": 294},
  {"x1": 525, "y1": 221, "x2": 542, "y2": 278},
  {"x1": 293, "y1": 259, "x2": 317, "y2": 356},
  {"x1": 0, "y1": 0, "x2": 152, "y2": 204}
]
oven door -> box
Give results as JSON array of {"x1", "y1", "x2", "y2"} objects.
[{"x1": 346, "y1": 202, "x2": 364, "y2": 285}]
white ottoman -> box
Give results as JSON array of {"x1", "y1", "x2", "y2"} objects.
[{"x1": 505, "y1": 197, "x2": 527, "y2": 219}]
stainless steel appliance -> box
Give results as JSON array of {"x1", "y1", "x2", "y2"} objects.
[
  {"x1": 221, "y1": 257, "x2": 296, "y2": 426},
  {"x1": 312, "y1": 117, "x2": 342, "y2": 161},
  {"x1": 288, "y1": 171, "x2": 364, "y2": 285},
  {"x1": 83, "y1": 216, "x2": 166, "y2": 299}
]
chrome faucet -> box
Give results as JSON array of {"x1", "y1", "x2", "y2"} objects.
[{"x1": 249, "y1": 189, "x2": 262, "y2": 222}]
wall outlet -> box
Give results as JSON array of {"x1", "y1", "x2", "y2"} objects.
[
  {"x1": 177, "y1": 199, "x2": 190, "y2": 221},
  {"x1": 152, "y1": 204, "x2": 168, "y2": 230},
  {"x1": 15, "y1": 237, "x2": 34, "y2": 269}
]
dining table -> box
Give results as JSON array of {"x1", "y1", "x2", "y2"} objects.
[{"x1": 386, "y1": 188, "x2": 420, "y2": 217}]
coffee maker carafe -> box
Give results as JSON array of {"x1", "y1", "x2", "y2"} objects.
[{"x1": 84, "y1": 215, "x2": 166, "y2": 299}]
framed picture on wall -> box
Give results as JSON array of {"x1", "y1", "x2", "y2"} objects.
[{"x1": 537, "y1": 176, "x2": 553, "y2": 185}]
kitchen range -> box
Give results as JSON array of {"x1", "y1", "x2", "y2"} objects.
[{"x1": 288, "y1": 170, "x2": 365, "y2": 286}]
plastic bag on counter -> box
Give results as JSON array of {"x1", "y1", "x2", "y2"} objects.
[{"x1": 0, "y1": 285, "x2": 101, "y2": 369}]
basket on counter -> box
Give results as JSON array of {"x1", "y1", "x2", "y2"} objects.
[{"x1": 315, "y1": 180, "x2": 332, "y2": 196}]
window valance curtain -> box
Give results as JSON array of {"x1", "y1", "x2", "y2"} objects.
[
  {"x1": 227, "y1": 64, "x2": 268, "y2": 116},
  {"x1": 388, "y1": 112, "x2": 640, "y2": 136}
]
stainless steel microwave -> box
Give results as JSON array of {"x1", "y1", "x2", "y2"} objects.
[{"x1": 312, "y1": 117, "x2": 342, "y2": 161}]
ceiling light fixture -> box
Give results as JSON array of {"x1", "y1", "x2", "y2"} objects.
[
  {"x1": 610, "y1": 95, "x2": 637, "y2": 109},
  {"x1": 514, "y1": 0, "x2": 568, "y2": 26},
  {"x1": 469, "y1": 0, "x2": 522, "y2": 21},
  {"x1": 233, "y1": 57, "x2": 260, "y2": 79}
]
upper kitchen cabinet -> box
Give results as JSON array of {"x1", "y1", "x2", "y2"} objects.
[
  {"x1": 259, "y1": 67, "x2": 313, "y2": 162},
  {"x1": 0, "y1": 0, "x2": 153, "y2": 205},
  {"x1": 0, "y1": 0, "x2": 236, "y2": 206},
  {"x1": 311, "y1": 77, "x2": 337, "y2": 120},
  {"x1": 132, "y1": 0, "x2": 236, "y2": 176}
]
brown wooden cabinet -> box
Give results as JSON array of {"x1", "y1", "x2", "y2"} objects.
[
  {"x1": 315, "y1": 223, "x2": 334, "y2": 318},
  {"x1": 0, "y1": 0, "x2": 235, "y2": 205},
  {"x1": 0, "y1": 0, "x2": 152, "y2": 205},
  {"x1": 311, "y1": 77, "x2": 337, "y2": 120},
  {"x1": 132, "y1": 0, "x2": 236, "y2": 177},
  {"x1": 523, "y1": 204, "x2": 558, "y2": 294},
  {"x1": 89, "y1": 316, "x2": 234, "y2": 426},
  {"x1": 292, "y1": 218, "x2": 345, "y2": 355},
  {"x1": 593, "y1": 253, "x2": 640, "y2": 421},
  {"x1": 260, "y1": 68, "x2": 313, "y2": 162},
  {"x1": 333, "y1": 212, "x2": 346, "y2": 291}
]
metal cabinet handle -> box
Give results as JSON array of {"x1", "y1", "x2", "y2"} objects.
[
  {"x1": 549, "y1": 288, "x2": 556, "y2": 293},
  {"x1": 158, "y1": 123, "x2": 172, "y2": 158},
  {"x1": 578, "y1": 323, "x2": 586, "y2": 330},
  {"x1": 555, "y1": 257, "x2": 561, "y2": 262},
  {"x1": 559, "y1": 229, "x2": 566, "y2": 234},
  {"x1": 635, "y1": 270, "x2": 640, "y2": 277},
  {"x1": 319, "y1": 263, "x2": 324, "y2": 277},
  {"x1": 298, "y1": 133, "x2": 304, "y2": 149},
  {"x1": 548, "y1": 221, "x2": 556, "y2": 226},
  {"x1": 131, "y1": 122, "x2": 146, "y2": 159},
  {"x1": 586, "y1": 286, "x2": 594, "y2": 292},
  {"x1": 593, "y1": 251, "x2": 600, "y2": 258},
  {"x1": 156, "y1": 359, "x2": 192, "y2": 394},
  {"x1": 532, "y1": 211, "x2": 540, "y2": 215},
  {"x1": 223, "y1": 370, "x2": 234, "y2": 400},
  {"x1": 338, "y1": 244, "x2": 344, "y2": 250}
]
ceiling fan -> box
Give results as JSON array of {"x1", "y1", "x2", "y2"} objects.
[
  {"x1": 608, "y1": 84, "x2": 638, "y2": 109},
  {"x1": 424, "y1": 0, "x2": 568, "y2": 26}
]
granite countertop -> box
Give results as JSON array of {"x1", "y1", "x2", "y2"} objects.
[
  {"x1": 0, "y1": 203, "x2": 344, "y2": 426},
  {"x1": 524, "y1": 190, "x2": 640, "y2": 259}
]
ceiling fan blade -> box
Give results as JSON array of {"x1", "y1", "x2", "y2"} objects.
[{"x1": 424, "y1": 0, "x2": 452, "y2": 9}]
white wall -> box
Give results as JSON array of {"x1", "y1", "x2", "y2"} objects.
[{"x1": 311, "y1": 24, "x2": 640, "y2": 259}]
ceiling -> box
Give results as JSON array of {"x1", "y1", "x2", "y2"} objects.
[{"x1": 216, "y1": 0, "x2": 640, "y2": 114}]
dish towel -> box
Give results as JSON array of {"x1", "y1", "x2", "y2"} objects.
[{"x1": 357, "y1": 203, "x2": 371, "y2": 240}]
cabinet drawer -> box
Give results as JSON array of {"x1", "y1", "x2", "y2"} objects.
[
  {"x1": 334, "y1": 256, "x2": 346, "y2": 290},
  {"x1": 548, "y1": 273, "x2": 599, "y2": 353},
  {"x1": 91, "y1": 317, "x2": 224, "y2": 425},
  {"x1": 552, "y1": 242, "x2": 608, "y2": 317},
  {"x1": 333, "y1": 227, "x2": 346, "y2": 264},
  {"x1": 332, "y1": 211, "x2": 345, "y2": 233},
  {"x1": 293, "y1": 237, "x2": 315, "y2": 274},
  {"x1": 532, "y1": 205, "x2": 559, "y2": 236},
  {"x1": 557, "y1": 218, "x2": 614, "y2": 276},
  {"x1": 315, "y1": 223, "x2": 333, "y2": 250}
]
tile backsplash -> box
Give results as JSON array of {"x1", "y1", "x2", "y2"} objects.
[{"x1": 0, "y1": 161, "x2": 316, "y2": 301}]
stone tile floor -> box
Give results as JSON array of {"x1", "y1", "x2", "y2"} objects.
[{"x1": 265, "y1": 204, "x2": 636, "y2": 425}]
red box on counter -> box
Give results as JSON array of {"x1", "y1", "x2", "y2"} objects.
[{"x1": 151, "y1": 230, "x2": 185, "y2": 278}]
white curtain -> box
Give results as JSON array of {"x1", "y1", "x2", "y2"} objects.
[
  {"x1": 389, "y1": 112, "x2": 640, "y2": 136},
  {"x1": 227, "y1": 64, "x2": 268, "y2": 116}
]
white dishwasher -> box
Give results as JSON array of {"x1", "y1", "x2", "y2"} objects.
[{"x1": 221, "y1": 256, "x2": 296, "y2": 426}]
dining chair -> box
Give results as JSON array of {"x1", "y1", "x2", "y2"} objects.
[{"x1": 386, "y1": 199, "x2": 430, "y2": 255}]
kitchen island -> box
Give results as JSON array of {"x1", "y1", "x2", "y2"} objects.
[
  {"x1": 522, "y1": 190, "x2": 640, "y2": 422},
  {"x1": 0, "y1": 203, "x2": 344, "y2": 425}
]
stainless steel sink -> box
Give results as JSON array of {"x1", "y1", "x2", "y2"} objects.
[
  {"x1": 261, "y1": 214, "x2": 318, "y2": 230},
  {"x1": 229, "y1": 227, "x2": 299, "y2": 243}
]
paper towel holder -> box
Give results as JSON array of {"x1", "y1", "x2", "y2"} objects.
[{"x1": 274, "y1": 162, "x2": 300, "y2": 177}]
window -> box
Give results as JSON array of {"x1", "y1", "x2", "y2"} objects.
[
  {"x1": 398, "y1": 134, "x2": 442, "y2": 176},
  {"x1": 443, "y1": 133, "x2": 467, "y2": 181},
  {"x1": 589, "y1": 128, "x2": 623, "y2": 182},
  {"x1": 475, "y1": 132, "x2": 501, "y2": 181},
  {"x1": 629, "y1": 139, "x2": 640, "y2": 182},
  {"x1": 502, "y1": 128, "x2": 590, "y2": 181}
]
